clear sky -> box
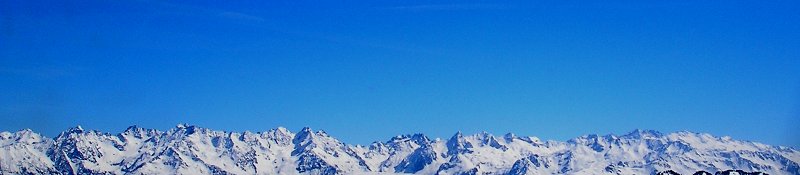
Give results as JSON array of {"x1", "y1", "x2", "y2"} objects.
[{"x1": 1, "y1": 0, "x2": 799, "y2": 147}]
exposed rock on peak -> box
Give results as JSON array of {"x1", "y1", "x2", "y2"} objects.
[{"x1": 0, "y1": 126, "x2": 796, "y2": 175}]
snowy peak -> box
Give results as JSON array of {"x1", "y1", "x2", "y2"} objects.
[
  {"x1": 293, "y1": 127, "x2": 314, "y2": 144},
  {"x1": 446, "y1": 131, "x2": 474, "y2": 155},
  {"x1": 623, "y1": 129, "x2": 663, "y2": 139},
  {"x1": 508, "y1": 154, "x2": 550, "y2": 175},
  {"x1": 123, "y1": 125, "x2": 141, "y2": 132},
  {"x1": 58, "y1": 125, "x2": 85, "y2": 136},
  {"x1": 476, "y1": 132, "x2": 508, "y2": 150},
  {"x1": 289, "y1": 127, "x2": 371, "y2": 174},
  {"x1": 503, "y1": 132, "x2": 543, "y2": 146},
  {"x1": 504, "y1": 133, "x2": 516, "y2": 142},
  {"x1": 120, "y1": 125, "x2": 159, "y2": 140},
  {"x1": 262, "y1": 127, "x2": 293, "y2": 146},
  {"x1": 1, "y1": 126, "x2": 797, "y2": 175},
  {"x1": 388, "y1": 133, "x2": 431, "y2": 146},
  {"x1": 7, "y1": 129, "x2": 45, "y2": 144},
  {"x1": 170, "y1": 123, "x2": 205, "y2": 136}
]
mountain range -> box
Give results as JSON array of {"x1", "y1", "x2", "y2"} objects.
[{"x1": 1, "y1": 124, "x2": 797, "y2": 174}]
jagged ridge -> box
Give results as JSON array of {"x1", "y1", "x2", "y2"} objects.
[{"x1": 1, "y1": 125, "x2": 798, "y2": 175}]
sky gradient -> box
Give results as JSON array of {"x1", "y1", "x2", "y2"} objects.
[{"x1": 1, "y1": 0, "x2": 799, "y2": 147}]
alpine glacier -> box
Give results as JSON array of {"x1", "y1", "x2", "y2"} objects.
[{"x1": 1, "y1": 124, "x2": 797, "y2": 175}]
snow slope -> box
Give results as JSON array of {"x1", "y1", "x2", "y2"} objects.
[{"x1": 1, "y1": 125, "x2": 797, "y2": 175}]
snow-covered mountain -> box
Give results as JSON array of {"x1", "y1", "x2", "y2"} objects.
[{"x1": 1, "y1": 125, "x2": 797, "y2": 175}]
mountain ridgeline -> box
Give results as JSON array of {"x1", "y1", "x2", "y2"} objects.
[{"x1": 0, "y1": 125, "x2": 797, "y2": 175}]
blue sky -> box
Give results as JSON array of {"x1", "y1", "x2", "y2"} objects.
[{"x1": 1, "y1": 0, "x2": 799, "y2": 147}]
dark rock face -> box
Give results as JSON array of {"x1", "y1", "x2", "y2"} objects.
[
  {"x1": 714, "y1": 170, "x2": 769, "y2": 175},
  {"x1": 294, "y1": 152, "x2": 338, "y2": 175},
  {"x1": 656, "y1": 170, "x2": 769, "y2": 175},
  {"x1": 507, "y1": 155, "x2": 550, "y2": 175},
  {"x1": 693, "y1": 171, "x2": 713, "y2": 175},
  {"x1": 394, "y1": 144, "x2": 437, "y2": 173},
  {"x1": 446, "y1": 132, "x2": 474, "y2": 155},
  {"x1": 657, "y1": 170, "x2": 681, "y2": 175}
]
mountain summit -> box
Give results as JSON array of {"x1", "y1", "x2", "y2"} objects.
[{"x1": 1, "y1": 125, "x2": 797, "y2": 174}]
